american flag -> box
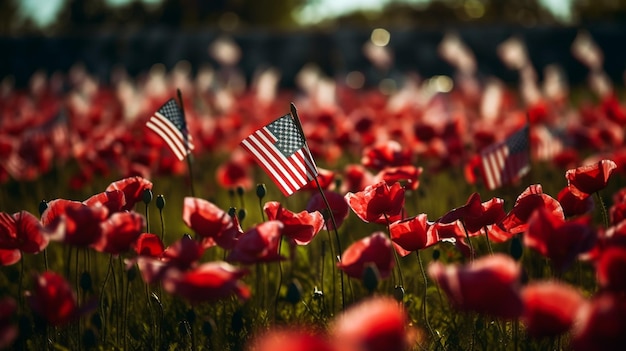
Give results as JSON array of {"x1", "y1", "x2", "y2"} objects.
[
  {"x1": 240, "y1": 114, "x2": 318, "y2": 196},
  {"x1": 532, "y1": 125, "x2": 564, "y2": 161},
  {"x1": 480, "y1": 125, "x2": 530, "y2": 190},
  {"x1": 146, "y1": 99, "x2": 194, "y2": 161}
]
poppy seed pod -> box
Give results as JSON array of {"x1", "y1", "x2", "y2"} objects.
[
  {"x1": 237, "y1": 208, "x2": 246, "y2": 222},
  {"x1": 236, "y1": 186, "x2": 244, "y2": 197},
  {"x1": 142, "y1": 189, "x2": 153, "y2": 205},
  {"x1": 38, "y1": 200, "x2": 48, "y2": 216},
  {"x1": 362, "y1": 263, "x2": 381, "y2": 294},
  {"x1": 256, "y1": 183, "x2": 267, "y2": 199},
  {"x1": 156, "y1": 195, "x2": 165, "y2": 210},
  {"x1": 286, "y1": 279, "x2": 303, "y2": 304},
  {"x1": 228, "y1": 207, "x2": 237, "y2": 218}
]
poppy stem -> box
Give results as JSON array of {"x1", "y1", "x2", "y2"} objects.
[
  {"x1": 273, "y1": 237, "x2": 284, "y2": 320},
  {"x1": 416, "y1": 250, "x2": 440, "y2": 347},
  {"x1": 145, "y1": 202, "x2": 150, "y2": 234},
  {"x1": 461, "y1": 220, "x2": 475, "y2": 260},
  {"x1": 177, "y1": 88, "x2": 196, "y2": 198},
  {"x1": 594, "y1": 191, "x2": 609, "y2": 228},
  {"x1": 483, "y1": 226, "x2": 494, "y2": 255},
  {"x1": 385, "y1": 214, "x2": 404, "y2": 288}
]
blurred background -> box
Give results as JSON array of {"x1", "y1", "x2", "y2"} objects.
[{"x1": 1, "y1": 0, "x2": 625, "y2": 89}]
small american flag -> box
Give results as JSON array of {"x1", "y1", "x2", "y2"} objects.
[
  {"x1": 240, "y1": 114, "x2": 318, "y2": 196},
  {"x1": 146, "y1": 99, "x2": 194, "y2": 161},
  {"x1": 480, "y1": 125, "x2": 530, "y2": 190}
]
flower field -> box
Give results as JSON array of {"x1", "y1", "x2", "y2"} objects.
[{"x1": 2, "y1": 66, "x2": 626, "y2": 351}]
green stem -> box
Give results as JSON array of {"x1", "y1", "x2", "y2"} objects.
[
  {"x1": 483, "y1": 226, "x2": 494, "y2": 255},
  {"x1": 595, "y1": 191, "x2": 609, "y2": 228}
]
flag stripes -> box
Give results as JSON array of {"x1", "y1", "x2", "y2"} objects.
[
  {"x1": 241, "y1": 114, "x2": 318, "y2": 196},
  {"x1": 146, "y1": 99, "x2": 194, "y2": 161},
  {"x1": 480, "y1": 125, "x2": 530, "y2": 190}
]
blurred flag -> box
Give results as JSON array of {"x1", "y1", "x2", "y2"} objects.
[
  {"x1": 480, "y1": 125, "x2": 530, "y2": 190},
  {"x1": 240, "y1": 114, "x2": 318, "y2": 196},
  {"x1": 531, "y1": 125, "x2": 564, "y2": 162},
  {"x1": 571, "y1": 31, "x2": 603, "y2": 71},
  {"x1": 146, "y1": 99, "x2": 194, "y2": 161}
]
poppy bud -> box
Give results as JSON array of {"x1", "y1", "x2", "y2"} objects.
[
  {"x1": 202, "y1": 318, "x2": 216, "y2": 337},
  {"x1": 80, "y1": 271, "x2": 93, "y2": 292},
  {"x1": 236, "y1": 186, "x2": 245, "y2": 197},
  {"x1": 362, "y1": 263, "x2": 380, "y2": 294},
  {"x1": 228, "y1": 188, "x2": 236, "y2": 199},
  {"x1": 82, "y1": 328, "x2": 97, "y2": 349},
  {"x1": 156, "y1": 195, "x2": 165, "y2": 210},
  {"x1": 432, "y1": 249, "x2": 440, "y2": 261},
  {"x1": 256, "y1": 184, "x2": 267, "y2": 199},
  {"x1": 510, "y1": 235, "x2": 523, "y2": 261},
  {"x1": 231, "y1": 309, "x2": 244, "y2": 334},
  {"x1": 286, "y1": 279, "x2": 303, "y2": 304},
  {"x1": 237, "y1": 208, "x2": 246, "y2": 222},
  {"x1": 127, "y1": 265, "x2": 137, "y2": 282},
  {"x1": 142, "y1": 189, "x2": 153, "y2": 205},
  {"x1": 228, "y1": 207, "x2": 237, "y2": 218},
  {"x1": 186, "y1": 308, "x2": 196, "y2": 324},
  {"x1": 393, "y1": 285, "x2": 405, "y2": 302},
  {"x1": 91, "y1": 313, "x2": 102, "y2": 331},
  {"x1": 38, "y1": 200, "x2": 48, "y2": 216}
]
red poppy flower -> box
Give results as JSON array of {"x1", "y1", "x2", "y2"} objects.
[
  {"x1": 566, "y1": 159, "x2": 617, "y2": 199},
  {"x1": 389, "y1": 213, "x2": 437, "y2": 256},
  {"x1": 162, "y1": 261, "x2": 250, "y2": 304},
  {"x1": 27, "y1": 271, "x2": 79, "y2": 326},
  {"x1": 557, "y1": 186, "x2": 594, "y2": 218},
  {"x1": 596, "y1": 246, "x2": 626, "y2": 293},
  {"x1": 525, "y1": 208, "x2": 596, "y2": 273},
  {"x1": 227, "y1": 220, "x2": 284, "y2": 265},
  {"x1": 0, "y1": 211, "x2": 51, "y2": 254},
  {"x1": 374, "y1": 165, "x2": 423, "y2": 191},
  {"x1": 264, "y1": 201, "x2": 324, "y2": 245},
  {"x1": 571, "y1": 292, "x2": 626, "y2": 351},
  {"x1": 42, "y1": 199, "x2": 109, "y2": 247},
  {"x1": 248, "y1": 327, "x2": 334, "y2": 351},
  {"x1": 132, "y1": 233, "x2": 164, "y2": 257},
  {"x1": 430, "y1": 220, "x2": 472, "y2": 257},
  {"x1": 361, "y1": 140, "x2": 413, "y2": 171},
  {"x1": 306, "y1": 190, "x2": 349, "y2": 231},
  {"x1": 0, "y1": 296, "x2": 17, "y2": 349},
  {"x1": 428, "y1": 254, "x2": 523, "y2": 319},
  {"x1": 94, "y1": 211, "x2": 146, "y2": 255},
  {"x1": 0, "y1": 249, "x2": 21, "y2": 266},
  {"x1": 301, "y1": 167, "x2": 336, "y2": 191},
  {"x1": 439, "y1": 193, "x2": 506, "y2": 233},
  {"x1": 498, "y1": 184, "x2": 564, "y2": 235},
  {"x1": 337, "y1": 232, "x2": 395, "y2": 280},
  {"x1": 332, "y1": 296, "x2": 416, "y2": 351},
  {"x1": 83, "y1": 190, "x2": 126, "y2": 214},
  {"x1": 342, "y1": 164, "x2": 375, "y2": 193},
  {"x1": 105, "y1": 176, "x2": 153, "y2": 211},
  {"x1": 521, "y1": 281, "x2": 585, "y2": 338},
  {"x1": 182, "y1": 197, "x2": 241, "y2": 250},
  {"x1": 162, "y1": 234, "x2": 205, "y2": 270},
  {"x1": 609, "y1": 197, "x2": 626, "y2": 225},
  {"x1": 345, "y1": 181, "x2": 405, "y2": 224},
  {"x1": 215, "y1": 155, "x2": 253, "y2": 191}
]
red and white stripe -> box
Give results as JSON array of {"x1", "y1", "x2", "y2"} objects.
[
  {"x1": 146, "y1": 111, "x2": 194, "y2": 161},
  {"x1": 241, "y1": 127, "x2": 317, "y2": 196}
]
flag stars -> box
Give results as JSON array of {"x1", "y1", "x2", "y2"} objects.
[{"x1": 268, "y1": 115, "x2": 305, "y2": 157}]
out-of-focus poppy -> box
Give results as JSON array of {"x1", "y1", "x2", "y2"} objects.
[
  {"x1": 27, "y1": 271, "x2": 83, "y2": 326},
  {"x1": 331, "y1": 296, "x2": 417, "y2": 351},
  {"x1": 428, "y1": 254, "x2": 523, "y2": 319},
  {"x1": 566, "y1": 159, "x2": 617, "y2": 199},
  {"x1": 95, "y1": 211, "x2": 145, "y2": 255},
  {"x1": 361, "y1": 140, "x2": 413, "y2": 171},
  {"x1": 162, "y1": 234, "x2": 204, "y2": 270},
  {"x1": 182, "y1": 197, "x2": 241, "y2": 250},
  {"x1": 132, "y1": 233, "x2": 164, "y2": 257},
  {"x1": 83, "y1": 190, "x2": 126, "y2": 214},
  {"x1": 0, "y1": 296, "x2": 17, "y2": 349},
  {"x1": 345, "y1": 181, "x2": 405, "y2": 224},
  {"x1": 42, "y1": 199, "x2": 109, "y2": 247},
  {"x1": 374, "y1": 165, "x2": 423, "y2": 191},
  {"x1": 389, "y1": 214, "x2": 437, "y2": 256},
  {"x1": 0, "y1": 248, "x2": 21, "y2": 266},
  {"x1": 162, "y1": 261, "x2": 250, "y2": 304},
  {"x1": 227, "y1": 220, "x2": 284, "y2": 264},
  {"x1": 557, "y1": 186, "x2": 594, "y2": 218},
  {"x1": 520, "y1": 281, "x2": 586, "y2": 338},
  {"x1": 525, "y1": 208, "x2": 596, "y2": 273},
  {"x1": 498, "y1": 184, "x2": 564, "y2": 234},
  {"x1": 264, "y1": 201, "x2": 324, "y2": 246},
  {"x1": 301, "y1": 167, "x2": 336, "y2": 191},
  {"x1": 570, "y1": 292, "x2": 626, "y2": 351},
  {"x1": 337, "y1": 232, "x2": 395, "y2": 280},
  {"x1": 105, "y1": 176, "x2": 153, "y2": 211},
  {"x1": 0, "y1": 211, "x2": 51, "y2": 254},
  {"x1": 306, "y1": 190, "x2": 349, "y2": 231},
  {"x1": 246, "y1": 327, "x2": 334, "y2": 351},
  {"x1": 439, "y1": 193, "x2": 506, "y2": 233},
  {"x1": 216, "y1": 154, "x2": 253, "y2": 191},
  {"x1": 596, "y1": 246, "x2": 626, "y2": 293},
  {"x1": 342, "y1": 164, "x2": 375, "y2": 193}
]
